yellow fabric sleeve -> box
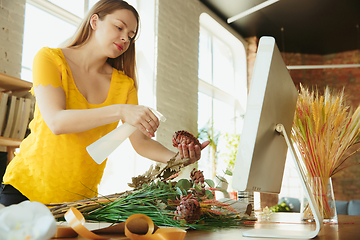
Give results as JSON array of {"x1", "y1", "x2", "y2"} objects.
[
  {"x1": 31, "y1": 47, "x2": 64, "y2": 94},
  {"x1": 126, "y1": 81, "x2": 138, "y2": 105}
]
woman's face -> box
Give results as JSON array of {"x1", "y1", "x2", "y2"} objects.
[{"x1": 91, "y1": 9, "x2": 137, "y2": 58}]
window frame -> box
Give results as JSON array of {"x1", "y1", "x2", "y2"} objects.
[
  {"x1": 199, "y1": 13, "x2": 247, "y2": 118},
  {"x1": 27, "y1": 0, "x2": 83, "y2": 26},
  {"x1": 197, "y1": 13, "x2": 247, "y2": 181}
]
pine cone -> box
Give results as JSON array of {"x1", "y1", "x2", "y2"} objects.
[
  {"x1": 190, "y1": 168, "x2": 205, "y2": 186},
  {"x1": 172, "y1": 130, "x2": 201, "y2": 147},
  {"x1": 174, "y1": 194, "x2": 201, "y2": 223}
]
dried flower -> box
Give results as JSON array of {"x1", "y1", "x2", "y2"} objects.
[
  {"x1": 172, "y1": 130, "x2": 201, "y2": 147},
  {"x1": 128, "y1": 164, "x2": 162, "y2": 189},
  {"x1": 190, "y1": 168, "x2": 205, "y2": 186},
  {"x1": 174, "y1": 194, "x2": 201, "y2": 223}
]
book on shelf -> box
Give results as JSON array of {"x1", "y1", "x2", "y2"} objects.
[
  {"x1": 0, "y1": 91, "x2": 34, "y2": 140},
  {"x1": 10, "y1": 97, "x2": 25, "y2": 139},
  {"x1": 0, "y1": 92, "x2": 9, "y2": 135},
  {"x1": 17, "y1": 98, "x2": 32, "y2": 140},
  {"x1": 2, "y1": 95, "x2": 17, "y2": 138}
]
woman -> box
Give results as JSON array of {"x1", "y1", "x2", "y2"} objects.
[{"x1": 0, "y1": 0, "x2": 209, "y2": 206}]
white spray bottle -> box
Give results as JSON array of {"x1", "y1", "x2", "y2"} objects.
[{"x1": 86, "y1": 108, "x2": 166, "y2": 164}]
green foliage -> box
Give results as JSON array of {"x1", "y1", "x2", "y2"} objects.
[
  {"x1": 84, "y1": 183, "x2": 181, "y2": 227},
  {"x1": 197, "y1": 122, "x2": 220, "y2": 148},
  {"x1": 223, "y1": 169, "x2": 233, "y2": 176},
  {"x1": 175, "y1": 179, "x2": 192, "y2": 192},
  {"x1": 176, "y1": 187, "x2": 186, "y2": 196},
  {"x1": 205, "y1": 179, "x2": 215, "y2": 188},
  {"x1": 198, "y1": 121, "x2": 220, "y2": 165},
  {"x1": 269, "y1": 201, "x2": 291, "y2": 212},
  {"x1": 65, "y1": 175, "x2": 249, "y2": 231},
  {"x1": 221, "y1": 133, "x2": 240, "y2": 171},
  {"x1": 205, "y1": 189, "x2": 214, "y2": 199},
  {"x1": 215, "y1": 175, "x2": 228, "y2": 184},
  {"x1": 194, "y1": 184, "x2": 203, "y2": 192}
]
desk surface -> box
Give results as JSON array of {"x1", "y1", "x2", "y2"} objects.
[{"x1": 58, "y1": 214, "x2": 359, "y2": 240}]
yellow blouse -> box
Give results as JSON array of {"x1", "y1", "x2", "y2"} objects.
[{"x1": 3, "y1": 47, "x2": 138, "y2": 204}]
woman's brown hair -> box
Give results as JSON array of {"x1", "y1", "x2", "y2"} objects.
[{"x1": 63, "y1": 0, "x2": 139, "y2": 89}]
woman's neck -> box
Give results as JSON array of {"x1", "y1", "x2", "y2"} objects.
[{"x1": 65, "y1": 42, "x2": 110, "y2": 74}]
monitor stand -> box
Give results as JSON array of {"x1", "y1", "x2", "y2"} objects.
[{"x1": 242, "y1": 124, "x2": 323, "y2": 239}]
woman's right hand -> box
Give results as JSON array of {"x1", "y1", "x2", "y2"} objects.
[{"x1": 119, "y1": 105, "x2": 160, "y2": 138}]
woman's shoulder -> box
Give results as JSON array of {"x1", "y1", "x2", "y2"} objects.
[
  {"x1": 36, "y1": 47, "x2": 62, "y2": 57},
  {"x1": 31, "y1": 47, "x2": 66, "y2": 91},
  {"x1": 34, "y1": 47, "x2": 66, "y2": 66},
  {"x1": 112, "y1": 68, "x2": 134, "y2": 84}
]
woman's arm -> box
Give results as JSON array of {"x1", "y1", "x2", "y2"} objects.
[
  {"x1": 34, "y1": 84, "x2": 117, "y2": 134},
  {"x1": 129, "y1": 130, "x2": 210, "y2": 164},
  {"x1": 34, "y1": 84, "x2": 159, "y2": 137},
  {"x1": 32, "y1": 48, "x2": 159, "y2": 137}
]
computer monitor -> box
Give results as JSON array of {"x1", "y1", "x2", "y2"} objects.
[
  {"x1": 232, "y1": 36, "x2": 297, "y2": 194},
  {"x1": 232, "y1": 36, "x2": 323, "y2": 239}
]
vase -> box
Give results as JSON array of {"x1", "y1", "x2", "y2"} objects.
[
  {"x1": 214, "y1": 175, "x2": 230, "y2": 199},
  {"x1": 301, "y1": 177, "x2": 338, "y2": 223}
]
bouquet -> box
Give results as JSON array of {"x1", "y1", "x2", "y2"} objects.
[
  {"x1": 48, "y1": 131, "x2": 253, "y2": 230},
  {"x1": 292, "y1": 84, "x2": 360, "y2": 220}
]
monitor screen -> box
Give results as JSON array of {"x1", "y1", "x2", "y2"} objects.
[{"x1": 232, "y1": 36, "x2": 298, "y2": 194}]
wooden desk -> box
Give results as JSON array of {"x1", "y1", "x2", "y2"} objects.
[
  {"x1": 58, "y1": 214, "x2": 359, "y2": 240},
  {"x1": 184, "y1": 214, "x2": 359, "y2": 240}
]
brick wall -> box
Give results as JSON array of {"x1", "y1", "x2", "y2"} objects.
[
  {"x1": 155, "y1": 0, "x2": 202, "y2": 149},
  {"x1": 155, "y1": 0, "x2": 244, "y2": 148},
  {"x1": 0, "y1": 0, "x2": 25, "y2": 152},
  {"x1": 284, "y1": 50, "x2": 360, "y2": 201},
  {"x1": 0, "y1": 0, "x2": 26, "y2": 78}
]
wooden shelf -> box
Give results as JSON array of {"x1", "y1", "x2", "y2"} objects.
[
  {"x1": 0, "y1": 136, "x2": 21, "y2": 147},
  {"x1": 0, "y1": 72, "x2": 32, "y2": 163},
  {"x1": 0, "y1": 72, "x2": 32, "y2": 92}
]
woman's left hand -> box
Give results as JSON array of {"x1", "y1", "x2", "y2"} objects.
[{"x1": 176, "y1": 141, "x2": 210, "y2": 166}]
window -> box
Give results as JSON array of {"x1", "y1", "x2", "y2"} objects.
[
  {"x1": 48, "y1": 0, "x2": 85, "y2": 18},
  {"x1": 279, "y1": 152, "x2": 303, "y2": 205},
  {"x1": 21, "y1": 0, "x2": 137, "y2": 82},
  {"x1": 197, "y1": 14, "x2": 247, "y2": 185},
  {"x1": 21, "y1": 3, "x2": 78, "y2": 82}
]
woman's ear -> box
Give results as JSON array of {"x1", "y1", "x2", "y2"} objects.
[{"x1": 90, "y1": 14, "x2": 99, "y2": 30}]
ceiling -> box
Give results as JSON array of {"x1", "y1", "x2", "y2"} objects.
[{"x1": 199, "y1": 0, "x2": 360, "y2": 55}]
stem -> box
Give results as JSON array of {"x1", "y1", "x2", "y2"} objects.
[
  {"x1": 332, "y1": 162, "x2": 360, "y2": 176},
  {"x1": 305, "y1": 177, "x2": 334, "y2": 220},
  {"x1": 331, "y1": 145, "x2": 360, "y2": 176},
  {"x1": 155, "y1": 152, "x2": 179, "y2": 179}
]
